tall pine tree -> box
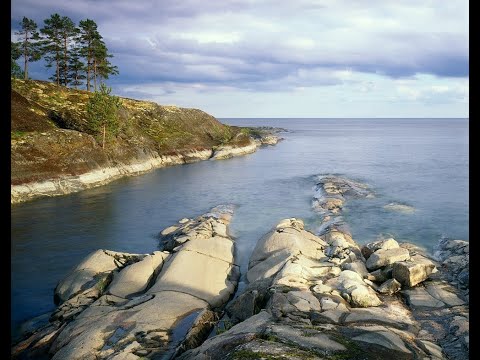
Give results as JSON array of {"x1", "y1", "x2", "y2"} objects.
[
  {"x1": 67, "y1": 43, "x2": 86, "y2": 89},
  {"x1": 91, "y1": 39, "x2": 118, "y2": 90},
  {"x1": 15, "y1": 17, "x2": 42, "y2": 80},
  {"x1": 41, "y1": 14, "x2": 64, "y2": 85},
  {"x1": 78, "y1": 19, "x2": 101, "y2": 92},
  {"x1": 60, "y1": 16, "x2": 77, "y2": 86}
]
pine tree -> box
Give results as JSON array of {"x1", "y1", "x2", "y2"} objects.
[
  {"x1": 78, "y1": 19, "x2": 101, "y2": 91},
  {"x1": 67, "y1": 44, "x2": 86, "y2": 89},
  {"x1": 15, "y1": 17, "x2": 42, "y2": 80},
  {"x1": 86, "y1": 84, "x2": 122, "y2": 149},
  {"x1": 59, "y1": 16, "x2": 77, "y2": 86},
  {"x1": 92, "y1": 40, "x2": 119, "y2": 90},
  {"x1": 11, "y1": 41, "x2": 24, "y2": 78},
  {"x1": 41, "y1": 14, "x2": 64, "y2": 85}
]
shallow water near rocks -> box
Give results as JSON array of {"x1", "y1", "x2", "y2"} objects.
[{"x1": 11, "y1": 118, "x2": 468, "y2": 340}]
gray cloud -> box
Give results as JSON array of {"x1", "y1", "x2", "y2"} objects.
[{"x1": 12, "y1": 0, "x2": 468, "y2": 96}]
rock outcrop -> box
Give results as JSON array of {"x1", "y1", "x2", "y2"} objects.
[
  {"x1": 181, "y1": 176, "x2": 469, "y2": 360},
  {"x1": 13, "y1": 176, "x2": 468, "y2": 359},
  {"x1": 12, "y1": 205, "x2": 239, "y2": 359}
]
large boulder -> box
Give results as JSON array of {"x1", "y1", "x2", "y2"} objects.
[
  {"x1": 361, "y1": 238, "x2": 399, "y2": 260},
  {"x1": 366, "y1": 247, "x2": 410, "y2": 270},
  {"x1": 393, "y1": 260, "x2": 435, "y2": 288},
  {"x1": 248, "y1": 218, "x2": 326, "y2": 272}
]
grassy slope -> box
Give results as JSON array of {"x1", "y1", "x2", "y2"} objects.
[{"x1": 11, "y1": 79, "x2": 252, "y2": 184}]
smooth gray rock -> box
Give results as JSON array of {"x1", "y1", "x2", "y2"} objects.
[
  {"x1": 108, "y1": 251, "x2": 168, "y2": 298},
  {"x1": 366, "y1": 247, "x2": 410, "y2": 270},
  {"x1": 178, "y1": 311, "x2": 273, "y2": 359},
  {"x1": 402, "y1": 287, "x2": 445, "y2": 308},
  {"x1": 54, "y1": 250, "x2": 143, "y2": 304},
  {"x1": 362, "y1": 238, "x2": 399, "y2": 259},
  {"x1": 353, "y1": 327, "x2": 411, "y2": 354},
  {"x1": 247, "y1": 248, "x2": 293, "y2": 283},
  {"x1": 248, "y1": 219, "x2": 325, "y2": 269},
  {"x1": 417, "y1": 339, "x2": 445, "y2": 359},
  {"x1": 425, "y1": 282, "x2": 465, "y2": 307},
  {"x1": 342, "y1": 260, "x2": 369, "y2": 278}
]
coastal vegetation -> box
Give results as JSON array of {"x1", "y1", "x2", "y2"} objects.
[
  {"x1": 11, "y1": 78, "x2": 278, "y2": 202},
  {"x1": 86, "y1": 83, "x2": 122, "y2": 149}
]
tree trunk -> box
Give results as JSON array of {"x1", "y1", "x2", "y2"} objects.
[
  {"x1": 102, "y1": 123, "x2": 106, "y2": 149},
  {"x1": 64, "y1": 36, "x2": 68, "y2": 86},
  {"x1": 93, "y1": 58, "x2": 97, "y2": 91},
  {"x1": 56, "y1": 49, "x2": 60, "y2": 86},
  {"x1": 86, "y1": 44, "x2": 91, "y2": 92},
  {"x1": 24, "y1": 31, "x2": 28, "y2": 80}
]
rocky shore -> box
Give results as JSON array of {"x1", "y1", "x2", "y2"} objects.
[
  {"x1": 11, "y1": 79, "x2": 281, "y2": 204},
  {"x1": 11, "y1": 135, "x2": 278, "y2": 204},
  {"x1": 12, "y1": 176, "x2": 469, "y2": 359}
]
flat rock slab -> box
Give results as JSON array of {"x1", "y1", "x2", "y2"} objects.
[
  {"x1": 417, "y1": 339, "x2": 445, "y2": 359},
  {"x1": 51, "y1": 291, "x2": 208, "y2": 360},
  {"x1": 149, "y1": 250, "x2": 237, "y2": 308},
  {"x1": 178, "y1": 311, "x2": 274, "y2": 359},
  {"x1": 180, "y1": 236, "x2": 234, "y2": 263},
  {"x1": 425, "y1": 282, "x2": 465, "y2": 307},
  {"x1": 286, "y1": 291, "x2": 321, "y2": 312},
  {"x1": 344, "y1": 304, "x2": 414, "y2": 329},
  {"x1": 402, "y1": 287, "x2": 445, "y2": 308},
  {"x1": 353, "y1": 328, "x2": 411, "y2": 354},
  {"x1": 270, "y1": 324, "x2": 347, "y2": 352}
]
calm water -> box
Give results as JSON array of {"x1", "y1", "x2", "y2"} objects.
[{"x1": 11, "y1": 118, "x2": 469, "y2": 339}]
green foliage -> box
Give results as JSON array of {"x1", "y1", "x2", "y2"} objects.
[
  {"x1": 11, "y1": 42, "x2": 24, "y2": 78},
  {"x1": 40, "y1": 13, "x2": 64, "y2": 85},
  {"x1": 14, "y1": 17, "x2": 42, "y2": 79},
  {"x1": 15, "y1": 14, "x2": 118, "y2": 90},
  {"x1": 40, "y1": 14, "x2": 78, "y2": 86},
  {"x1": 11, "y1": 130, "x2": 27, "y2": 140},
  {"x1": 86, "y1": 84, "x2": 122, "y2": 147}
]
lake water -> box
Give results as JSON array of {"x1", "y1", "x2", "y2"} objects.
[{"x1": 11, "y1": 118, "x2": 469, "y2": 339}]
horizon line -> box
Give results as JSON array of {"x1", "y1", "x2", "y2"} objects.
[{"x1": 218, "y1": 117, "x2": 469, "y2": 119}]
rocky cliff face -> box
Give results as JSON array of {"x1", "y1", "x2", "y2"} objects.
[{"x1": 11, "y1": 79, "x2": 280, "y2": 203}]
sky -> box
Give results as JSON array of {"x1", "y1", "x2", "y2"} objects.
[{"x1": 11, "y1": 0, "x2": 469, "y2": 118}]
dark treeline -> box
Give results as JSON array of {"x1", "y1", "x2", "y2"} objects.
[{"x1": 12, "y1": 14, "x2": 118, "y2": 91}]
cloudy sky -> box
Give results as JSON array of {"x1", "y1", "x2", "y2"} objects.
[{"x1": 11, "y1": 0, "x2": 468, "y2": 118}]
